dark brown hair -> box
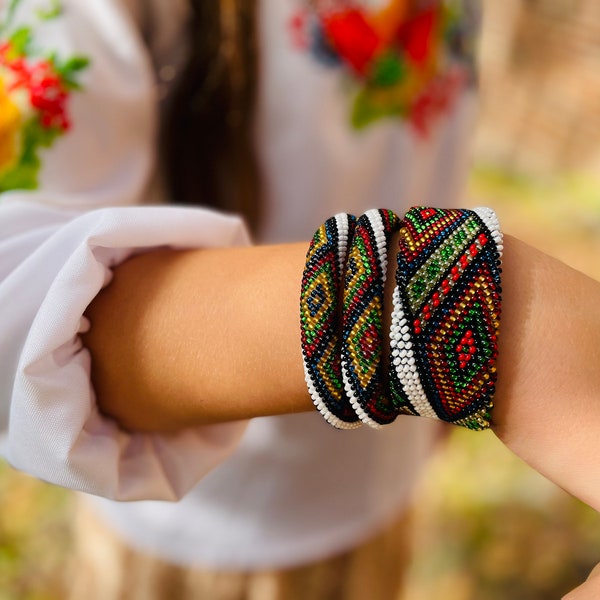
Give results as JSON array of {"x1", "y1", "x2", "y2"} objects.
[{"x1": 161, "y1": 0, "x2": 261, "y2": 234}]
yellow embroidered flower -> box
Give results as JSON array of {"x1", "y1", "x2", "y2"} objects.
[{"x1": 0, "y1": 74, "x2": 23, "y2": 175}]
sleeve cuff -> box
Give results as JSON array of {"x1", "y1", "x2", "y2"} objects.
[{"x1": 4, "y1": 204, "x2": 251, "y2": 500}]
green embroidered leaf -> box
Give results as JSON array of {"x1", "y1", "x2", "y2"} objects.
[
  {"x1": 0, "y1": 158, "x2": 39, "y2": 193},
  {"x1": 351, "y1": 87, "x2": 407, "y2": 130},
  {"x1": 351, "y1": 90, "x2": 385, "y2": 130},
  {"x1": 28, "y1": 118, "x2": 61, "y2": 149},
  {"x1": 0, "y1": 121, "x2": 40, "y2": 192},
  {"x1": 36, "y1": 0, "x2": 63, "y2": 21},
  {"x1": 369, "y1": 53, "x2": 406, "y2": 88},
  {"x1": 8, "y1": 26, "x2": 33, "y2": 56},
  {"x1": 51, "y1": 54, "x2": 91, "y2": 89},
  {"x1": 0, "y1": 118, "x2": 61, "y2": 193},
  {"x1": 62, "y1": 56, "x2": 90, "y2": 72}
]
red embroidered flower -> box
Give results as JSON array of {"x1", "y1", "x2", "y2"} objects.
[
  {"x1": 0, "y1": 44, "x2": 31, "y2": 90},
  {"x1": 397, "y1": 7, "x2": 439, "y2": 66},
  {"x1": 322, "y1": 9, "x2": 380, "y2": 75},
  {"x1": 28, "y1": 61, "x2": 70, "y2": 130},
  {"x1": 1, "y1": 42, "x2": 71, "y2": 132},
  {"x1": 410, "y1": 68, "x2": 465, "y2": 136},
  {"x1": 289, "y1": 9, "x2": 309, "y2": 50}
]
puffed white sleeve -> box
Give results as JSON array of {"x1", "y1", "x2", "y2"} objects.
[{"x1": 0, "y1": 0, "x2": 251, "y2": 500}]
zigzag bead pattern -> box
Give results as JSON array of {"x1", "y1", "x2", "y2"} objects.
[
  {"x1": 342, "y1": 208, "x2": 402, "y2": 429},
  {"x1": 389, "y1": 207, "x2": 502, "y2": 430},
  {"x1": 301, "y1": 213, "x2": 361, "y2": 429}
]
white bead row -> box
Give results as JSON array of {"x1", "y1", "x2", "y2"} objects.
[
  {"x1": 473, "y1": 207, "x2": 504, "y2": 258},
  {"x1": 366, "y1": 208, "x2": 390, "y2": 275},
  {"x1": 342, "y1": 357, "x2": 383, "y2": 430},
  {"x1": 389, "y1": 287, "x2": 439, "y2": 419},
  {"x1": 304, "y1": 361, "x2": 361, "y2": 430}
]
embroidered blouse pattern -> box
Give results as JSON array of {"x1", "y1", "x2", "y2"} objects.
[
  {"x1": 0, "y1": 0, "x2": 89, "y2": 192},
  {"x1": 289, "y1": 0, "x2": 478, "y2": 134}
]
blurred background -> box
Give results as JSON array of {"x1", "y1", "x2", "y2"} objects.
[{"x1": 1, "y1": 0, "x2": 599, "y2": 598}]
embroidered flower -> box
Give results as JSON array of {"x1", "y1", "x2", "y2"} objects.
[
  {"x1": 0, "y1": 0, "x2": 89, "y2": 192},
  {"x1": 289, "y1": 0, "x2": 478, "y2": 135},
  {"x1": 322, "y1": 9, "x2": 381, "y2": 75},
  {"x1": 0, "y1": 75, "x2": 25, "y2": 175}
]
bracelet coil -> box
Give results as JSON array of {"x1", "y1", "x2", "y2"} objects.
[
  {"x1": 300, "y1": 213, "x2": 360, "y2": 429},
  {"x1": 389, "y1": 207, "x2": 502, "y2": 430},
  {"x1": 341, "y1": 208, "x2": 401, "y2": 429}
]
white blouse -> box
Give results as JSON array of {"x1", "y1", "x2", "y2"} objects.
[{"x1": 0, "y1": 0, "x2": 477, "y2": 568}]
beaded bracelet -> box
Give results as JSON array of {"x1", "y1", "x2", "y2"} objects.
[
  {"x1": 341, "y1": 208, "x2": 402, "y2": 429},
  {"x1": 389, "y1": 207, "x2": 502, "y2": 430},
  {"x1": 300, "y1": 213, "x2": 361, "y2": 429}
]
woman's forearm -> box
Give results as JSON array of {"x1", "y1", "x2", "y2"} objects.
[
  {"x1": 83, "y1": 243, "x2": 314, "y2": 432},
  {"x1": 83, "y1": 234, "x2": 600, "y2": 508}
]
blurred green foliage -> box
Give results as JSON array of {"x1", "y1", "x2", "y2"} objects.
[
  {"x1": 0, "y1": 460, "x2": 72, "y2": 600},
  {"x1": 405, "y1": 430, "x2": 600, "y2": 600}
]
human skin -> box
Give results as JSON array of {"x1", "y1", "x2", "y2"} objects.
[
  {"x1": 83, "y1": 234, "x2": 600, "y2": 512},
  {"x1": 562, "y1": 562, "x2": 600, "y2": 600}
]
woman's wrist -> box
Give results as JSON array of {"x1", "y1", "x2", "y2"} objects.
[{"x1": 493, "y1": 235, "x2": 600, "y2": 510}]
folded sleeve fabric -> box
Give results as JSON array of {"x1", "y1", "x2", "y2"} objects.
[{"x1": 0, "y1": 0, "x2": 251, "y2": 500}]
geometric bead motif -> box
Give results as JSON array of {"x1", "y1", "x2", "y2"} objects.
[
  {"x1": 301, "y1": 213, "x2": 361, "y2": 429},
  {"x1": 390, "y1": 207, "x2": 502, "y2": 430},
  {"x1": 342, "y1": 208, "x2": 401, "y2": 428}
]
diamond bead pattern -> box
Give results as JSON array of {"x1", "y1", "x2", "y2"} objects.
[{"x1": 390, "y1": 207, "x2": 502, "y2": 430}]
